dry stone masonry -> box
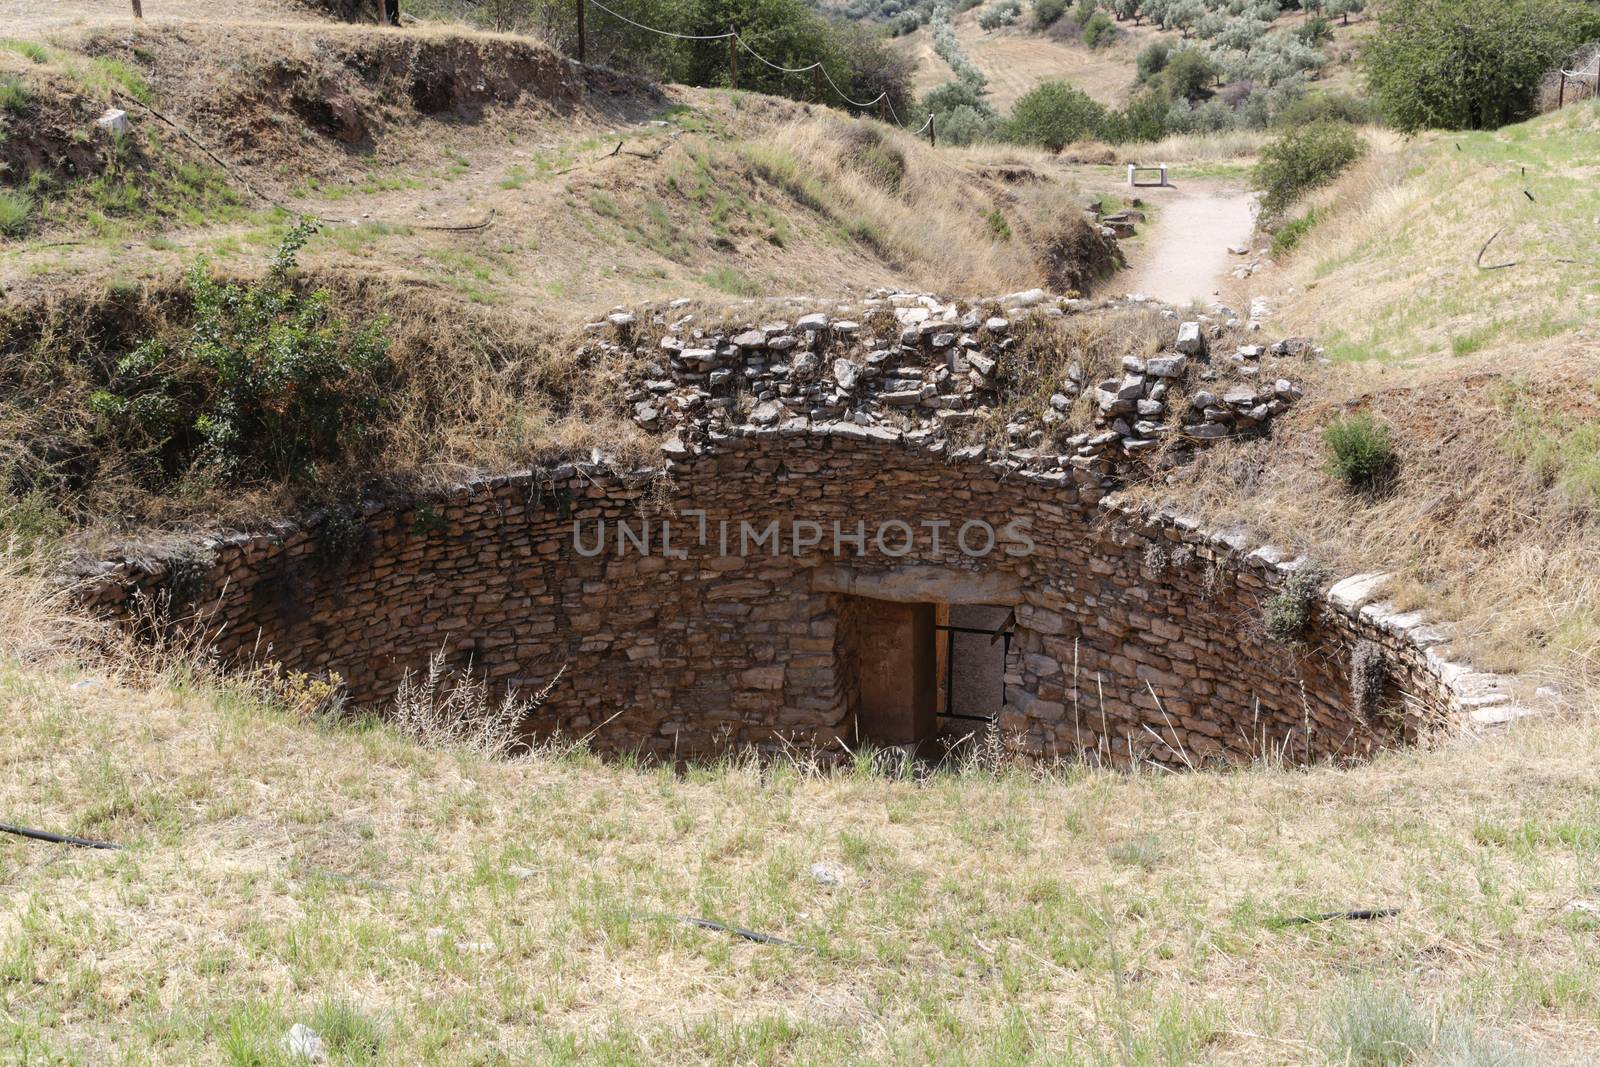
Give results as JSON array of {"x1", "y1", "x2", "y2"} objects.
[{"x1": 71, "y1": 293, "x2": 1531, "y2": 767}]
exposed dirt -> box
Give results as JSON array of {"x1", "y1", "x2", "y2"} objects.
[{"x1": 1115, "y1": 179, "x2": 1257, "y2": 307}]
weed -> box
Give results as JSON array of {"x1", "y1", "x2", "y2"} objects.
[
  {"x1": 0, "y1": 75, "x2": 32, "y2": 113},
  {"x1": 1264, "y1": 566, "x2": 1325, "y2": 643},
  {"x1": 1320, "y1": 983, "x2": 1431, "y2": 1067},
  {"x1": 0, "y1": 189, "x2": 32, "y2": 237},
  {"x1": 986, "y1": 208, "x2": 1012, "y2": 241},
  {"x1": 1271, "y1": 208, "x2": 1323, "y2": 256},
  {"x1": 700, "y1": 266, "x2": 760, "y2": 297},
  {"x1": 0, "y1": 39, "x2": 52, "y2": 64},
  {"x1": 1324, "y1": 413, "x2": 1398, "y2": 493},
  {"x1": 498, "y1": 164, "x2": 530, "y2": 190}
]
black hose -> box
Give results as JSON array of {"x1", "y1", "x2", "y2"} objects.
[
  {"x1": 638, "y1": 912, "x2": 809, "y2": 950},
  {"x1": 1279, "y1": 907, "x2": 1399, "y2": 926},
  {"x1": 0, "y1": 822, "x2": 123, "y2": 851}
]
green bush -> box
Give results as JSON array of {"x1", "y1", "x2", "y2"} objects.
[
  {"x1": 1033, "y1": 0, "x2": 1068, "y2": 26},
  {"x1": 1365, "y1": 0, "x2": 1600, "y2": 131},
  {"x1": 1323, "y1": 412, "x2": 1396, "y2": 492},
  {"x1": 1275, "y1": 91, "x2": 1380, "y2": 127},
  {"x1": 1081, "y1": 11, "x2": 1116, "y2": 46},
  {"x1": 1161, "y1": 48, "x2": 1216, "y2": 102},
  {"x1": 1004, "y1": 81, "x2": 1109, "y2": 151},
  {"x1": 0, "y1": 189, "x2": 32, "y2": 238},
  {"x1": 977, "y1": 0, "x2": 1021, "y2": 28},
  {"x1": 0, "y1": 74, "x2": 32, "y2": 113},
  {"x1": 1252, "y1": 121, "x2": 1364, "y2": 221},
  {"x1": 89, "y1": 219, "x2": 391, "y2": 484},
  {"x1": 1135, "y1": 40, "x2": 1170, "y2": 82}
]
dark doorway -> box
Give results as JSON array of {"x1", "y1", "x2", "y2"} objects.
[
  {"x1": 850, "y1": 598, "x2": 937, "y2": 754},
  {"x1": 935, "y1": 604, "x2": 1013, "y2": 728}
]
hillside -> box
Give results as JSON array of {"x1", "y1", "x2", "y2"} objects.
[
  {"x1": 1123, "y1": 102, "x2": 1600, "y2": 678},
  {"x1": 0, "y1": 21, "x2": 1108, "y2": 320},
  {"x1": 896, "y1": 1, "x2": 1373, "y2": 114}
]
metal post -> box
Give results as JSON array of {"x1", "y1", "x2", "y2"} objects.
[
  {"x1": 576, "y1": 0, "x2": 586, "y2": 63},
  {"x1": 728, "y1": 28, "x2": 737, "y2": 91}
]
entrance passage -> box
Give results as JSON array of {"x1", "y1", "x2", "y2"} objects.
[{"x1": 935, "y1": 604, "x2": 1013, "y2": 728}]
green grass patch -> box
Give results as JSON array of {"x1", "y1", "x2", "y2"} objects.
[
  {"x1": 1270, "y1": 207, "x2": 1323, "y2": 256},
  {"x1": 700, "y1": 266, "x2": 760, "y2": 297},
  {"x1": 0, "y1": 188, "x2": 33, "y2": 237},
  {"x1": 0, "y1": 74, "x2": 33, "y2": 113},
  {"x1": 0, "y1": 39, "x2": 51, "y2": 64},
  {"x1": 1502, "y1": 383, "x2": 1600, "y2": 503}
]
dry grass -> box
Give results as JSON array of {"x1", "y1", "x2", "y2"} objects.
[
  {"x1": 1126, "y1": 104, "x2": 1600, "y2": 680},
  {"x1": 3, "y1": 588, "x2": 1600, "y2": 1064}
]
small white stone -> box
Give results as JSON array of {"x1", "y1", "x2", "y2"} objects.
[
  {"x1": 808, "y1": 862, "x2": 844, "y2": 887},
  {"x1": 282, "y1": 1024, "x2": 326, "y2": 1063}
]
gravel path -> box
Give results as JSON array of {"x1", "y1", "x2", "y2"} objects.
[{"x1": 1117, "y1": 179, "x2": 1257, "y2": 307}]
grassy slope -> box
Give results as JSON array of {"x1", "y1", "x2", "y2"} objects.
[
  {"x1": 3, "y1": 646, "x2": 1600, "y2": 1065},
  {"x1": 1123, "y1": 104, "x2": 1600, "y2": 679},
  {"x1": 0, "y1": 22, "x2": 1101, "y2": 323}
]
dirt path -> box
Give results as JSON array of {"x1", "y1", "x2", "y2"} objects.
[{"x1": 1116, "y1": 180, "x2": 1257, "y2": 307}]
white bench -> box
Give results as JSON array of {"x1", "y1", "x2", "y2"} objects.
[{"x1": 1127, "y1": 164, "x2": 1168, "y2": 188}]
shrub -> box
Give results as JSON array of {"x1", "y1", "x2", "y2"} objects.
[
  {"x1": 1033, "y1": 0, "x2": 1068, "y2": 26},
  {"x1": 0, "y1": 190, "x2": 32, "y2": 238},
  {"x1": 1005, "y1": 81, "x2": 1109, "y2": 151},
  {"x1": 1252, "y1": 120, "x2": 1364, "y2": 221},
  {"x1": 978, "y1": 0, "x2": 1021, "y2": 28},
  {"x1": 1364, "y1": 0, "x2": 1600, "y2": 130},
  {"x1": 89, "y1": 219, "x2": 391, "y2": 484},
  {"x1": 1276, "y1": 90, "x2": 1379, "y2": 126},
  {"x1": 1162, "y1": 48, "x2": 1217, "y2": 101},
  {"x1": 935, "y1": 103, "x2": 995, "y2": 144},
  {"x1": 1107, "y1": 90, "x2": 1172, "y2": 141},
  {"x1": 1264, "y1": 566, "x2": 1324, "y2": 642},
  {"x1": 1296, "y1": 14, "x2": 1332, "y2": 44},
  {"x1": 1136, "y1": 41, "x2": 1170, "y2": 82},
  {"x1": 1323, "y1": 412, "x2": 1396, "y2": 492},
  {"x1": 0, "y1": 74, "x2": 31, "y2": 113},
  {"x1": 1082, "y1": 11, "x2": 1116, "y2": 46}
]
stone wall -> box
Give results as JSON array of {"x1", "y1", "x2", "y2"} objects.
[
  {"x1": 69, "y1": 295, "x2": 1527, "y2": 766},
  {"x1": 73, "y1": 426, "x2": 1493, "y2": 767}
]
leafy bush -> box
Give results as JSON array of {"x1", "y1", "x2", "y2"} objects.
[
  {"x1": 1033, "y1": 0, "x2": 1068, "y2": 26},
  {"x1": 1005, "y1": 81, "x2": 1109, "y2": 150},
  {"x1": 1323, "y1": 412, "x2": 1396, "y2": 492},
  {"x1": 89, "y1": 220, "x2": 391, "y2": 484},
  {"x1": 1135, "y1": 40, "x2": 1170, "y2": 83},
  {"x1": 1161, "y1": 48, "x2": 1217, "y2": 101},
  {"x1": 1252, "y1": 120, "x2": 1364, "y2": 221},
  {"x1": 1275, "y1": 90, "x2": 1379, "y2": 126},
  {"x1": 1365, "y1": 0, "x2": 1600, "y2": 130},
  {"x1": 1081, "y1": 11, "x2": 1116, "y2": 45}
]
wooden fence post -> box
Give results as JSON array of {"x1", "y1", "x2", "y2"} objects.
[
  {"x1": 728, "y1": 28, "x2": 738, "y2": 91},
  {"x1": 929, "y1": 111, "x2": 936, "y2": 147},
  {"x1": 131, "y1": 0, "x2": 143, "y2": 18},
  {"x1": 812, "y1": 67, "x2": 821, "y2": 104}
]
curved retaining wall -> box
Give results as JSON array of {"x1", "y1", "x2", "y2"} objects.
[{"x1": 70, "y1": 427, "x2": 1513, "y2": 766}]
